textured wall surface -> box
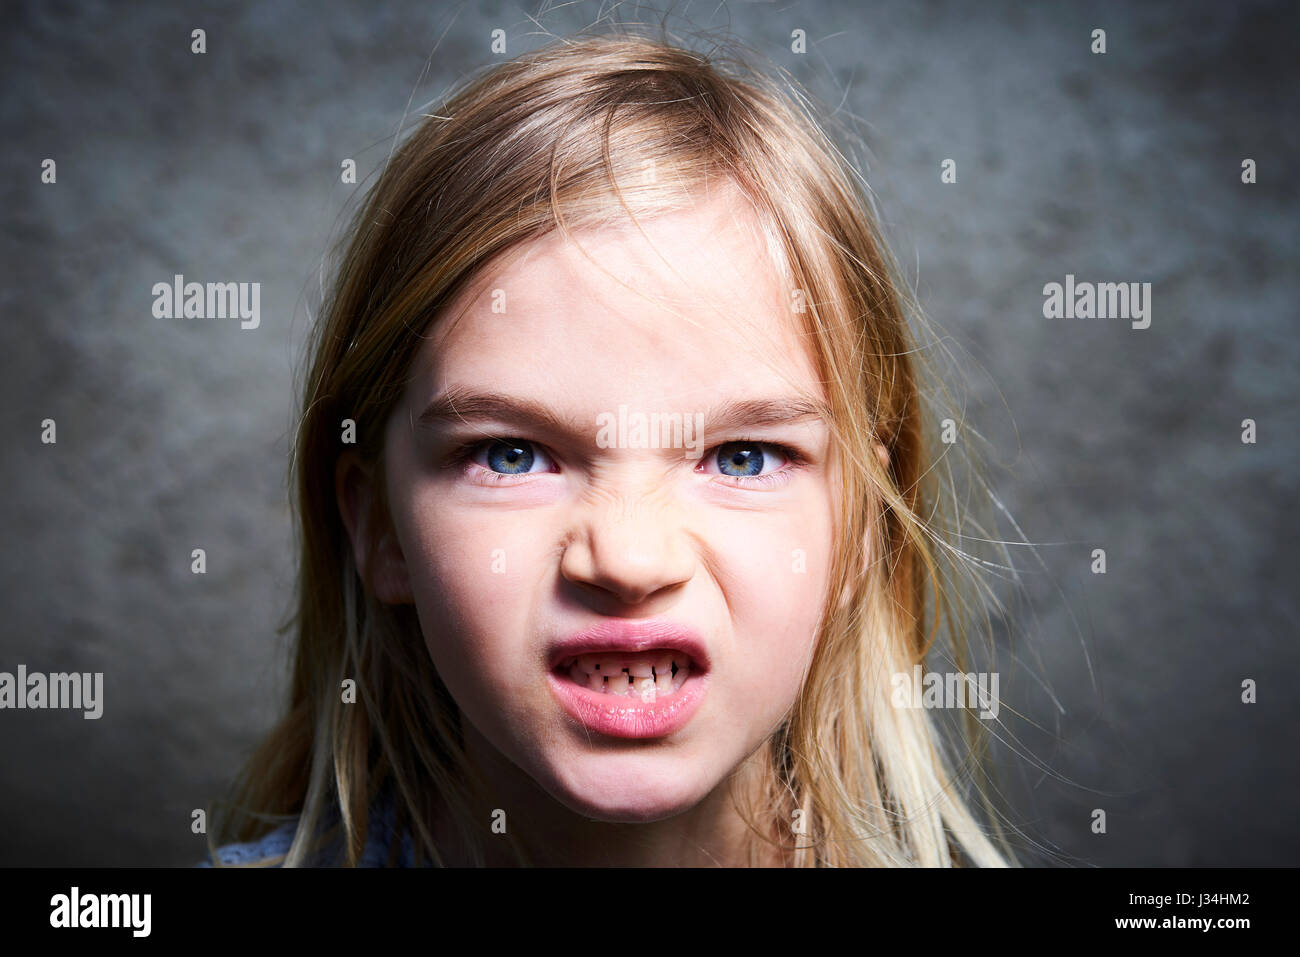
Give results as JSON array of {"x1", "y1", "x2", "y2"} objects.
[{"x1": 1, "y1": 0, "x2": 1295, "y2": 866}]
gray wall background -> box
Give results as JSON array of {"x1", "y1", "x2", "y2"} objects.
[{"x1": 1, "y1": 0, "x2": 1295, "y2": 866}]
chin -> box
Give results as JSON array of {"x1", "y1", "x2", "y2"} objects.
[{"x1": 543, "y1": 757, "x2": 715, "y2": 824}]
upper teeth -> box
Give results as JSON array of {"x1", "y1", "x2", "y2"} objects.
[{"x1": 564, "y1": 652, "x2": 691, "y2": 700}]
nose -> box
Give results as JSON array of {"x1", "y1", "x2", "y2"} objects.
[{"x1": 559, "y1": 493, "x2": 695, "y2": 608}]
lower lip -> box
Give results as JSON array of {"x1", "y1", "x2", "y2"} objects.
[{"x1": 547, "y1": 667, "x2": 708, "y2": 739}]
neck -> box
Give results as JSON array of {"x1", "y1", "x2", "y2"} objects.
[{"x1": 431, "y1": 723, "x2": 789, "y2": 867}]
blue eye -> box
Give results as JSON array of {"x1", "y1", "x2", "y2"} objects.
[
  {"x1": 448, "y1": 437, "x2": 557, "y2": 484},
  {"x1": 715, "y1": 442, "x2": 769, "y2": 478},
  {"x1": 484, "y1": 439, "x2": 536, "y2": 475},
  {"x1": 704, "y1": 441, "x2": 801, "y2": 488}
]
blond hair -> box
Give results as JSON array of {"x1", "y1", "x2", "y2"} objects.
[{"x1": 210, "y1": 26, "x2": 1018, "y2": 867}]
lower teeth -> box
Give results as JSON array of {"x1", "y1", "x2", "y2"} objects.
[{"x1": 565, "y1": 657, "x2": 690, "y2": 701}]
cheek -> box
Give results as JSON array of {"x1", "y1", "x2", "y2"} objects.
[
  {"x1": 392, "y1": 491, "x2": 544, "y2": 713},
  {"x1": 397, "y1": 481, "x2": 544, "y2": 609},
  {"x1": 707, "y1": 505, "x2": 832, "y2": 722}
]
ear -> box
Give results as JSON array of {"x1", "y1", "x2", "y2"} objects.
[
  {"x1": 335, "y1": 449, "x2": 414, "y2": 604},
  {"x1": 874, "y1": 440, "x2": 890, "y2": 473}
]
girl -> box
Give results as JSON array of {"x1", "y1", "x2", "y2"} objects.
[{"x1": 205, "y1": 27, "x2": 1017, "y2": 867}]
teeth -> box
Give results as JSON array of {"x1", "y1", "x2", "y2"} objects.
[
  {"x1": 563, "y1": 651, "x2": 694, "y2": 700},
  {"x1": 653, "y1": 655, "x2": 673, "y2": 695}
]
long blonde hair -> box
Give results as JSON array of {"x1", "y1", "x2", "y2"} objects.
[{"x1": 211, "y1": 26, "x2": 1018, "y2": 867}]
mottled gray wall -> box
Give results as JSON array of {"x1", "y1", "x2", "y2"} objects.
[{"x1": 1, "y1": 0, "x2": 1295, "y2": 866}]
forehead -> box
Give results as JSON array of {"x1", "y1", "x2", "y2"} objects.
[{"x1": 410, "y1": 192, "x2": 821, "y2": 411}]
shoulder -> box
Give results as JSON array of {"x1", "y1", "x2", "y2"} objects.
[
  {"x1": 196, "y1": 793, "x2": 419, "y2": 867},
  {"x1": 196, "y1": 819, "x2": 297, "y2": 867}
]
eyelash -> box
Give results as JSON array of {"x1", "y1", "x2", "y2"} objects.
[{"x1": 444, "y1": 437, "x2": 808, "y2": 489}]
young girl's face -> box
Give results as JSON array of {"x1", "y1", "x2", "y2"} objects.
[{"x1": 377, "y1": 188, "x2": 837, "y2": 824}]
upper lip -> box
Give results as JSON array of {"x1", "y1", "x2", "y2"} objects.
[{"x1": 549, "y1": 619, "x2": 712, "y2": 672}]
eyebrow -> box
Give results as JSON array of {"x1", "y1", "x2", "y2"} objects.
[{"x1": 415, "y1": 385, "x2": 831, "y2": 436}]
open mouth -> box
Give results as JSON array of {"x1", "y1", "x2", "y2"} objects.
[
  {"x1": 556, "y1": 650, "x2": 696, "y2": 704},
  {"x1": 546, "y1": 621, "x2": 711, "y2": 738}
]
